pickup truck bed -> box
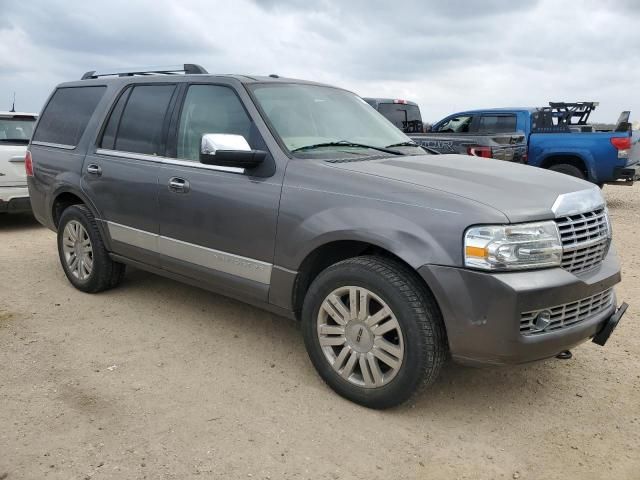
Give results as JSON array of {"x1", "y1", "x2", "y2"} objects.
[{"x1": 409, "y1": 105, "x2": 637, "y2": 186}]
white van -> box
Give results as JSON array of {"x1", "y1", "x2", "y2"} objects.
[{"x1": 0, "y1": 111, "x2": 37, "y2": 213}]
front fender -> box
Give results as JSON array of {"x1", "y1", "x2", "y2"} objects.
[{"x1": 275, "y1": 203, "x2": 460, "y2": 272}]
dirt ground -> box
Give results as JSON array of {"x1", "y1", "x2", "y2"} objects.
[{"x1": 1, "y1": 185, "x2": 638, "y2": 480}]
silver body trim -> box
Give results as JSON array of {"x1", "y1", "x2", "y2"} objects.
[
  {"x1": 95, "y1": 149, "x2": 163, "y2": 163},
  {"x1": 106, "y1": 221, "x2": 272, "y2": 284},
  {"x1": 31, "y1": 141, "x2": 76, "y2": 150},
  {"x1": 107, "y1": 221, "x2": 158, "y2": 252},
  {"x1": 95, "y1": 148, "x2": 245, "y2": 174}
]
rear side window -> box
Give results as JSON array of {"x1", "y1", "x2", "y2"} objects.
[
  {"x1": 477, "y1": 115, "x2": 517, "y2": 133},
  {"x1": 106, "y1": 84, "x2": 176, "y2": 155},
  {"x1": 33, "y1": 86, "x2": 106, "y2": 147}
]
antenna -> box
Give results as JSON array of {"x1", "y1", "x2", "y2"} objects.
[{"x1": 10, "y1": 92, "x2": 15, "y2": 113}]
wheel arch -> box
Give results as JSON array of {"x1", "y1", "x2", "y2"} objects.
[
  {"x1": 539, "y1": 154, "x2": 590, "y2": 179},
  {"x1": 289, "y1": 238, "x2": 442, "y2": 322},
  {"x1": 49, "y1": 186, "x2": 111, "y2": 250}
]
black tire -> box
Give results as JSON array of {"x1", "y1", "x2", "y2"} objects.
[
  {"x1": 57, "y1": 204, "x2": 125, "y2": 293},
  {"x1": 548, "y1": 163, "x2": 586, "y2": 180},
  {"x1": 301, "y1": 256, "x2": 447, "y2": 409}
]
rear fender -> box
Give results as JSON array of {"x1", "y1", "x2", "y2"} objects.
[
  {"x1": 537, "y1": 149, "x2": 594, "y2": 181},
  {"x1": 49, "y1": 183, "x2": 112, "y2": 250}
]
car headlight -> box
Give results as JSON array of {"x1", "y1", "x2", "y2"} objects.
[{"x1": 464, "y1": 221, "x2": 562, "y2": 271}]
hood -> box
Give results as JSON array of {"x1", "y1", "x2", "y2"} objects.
[{"x1": 325, "y1": 154, "x2": 601, "y2": 223}]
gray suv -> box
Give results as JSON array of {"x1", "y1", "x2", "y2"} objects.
[{"x1": 27, "y1": 65, "x2": 627, "y2": 409}]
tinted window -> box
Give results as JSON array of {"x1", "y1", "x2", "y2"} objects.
[
  {"x1": 0, "y1": 117, "x2": 36, "y2": 144},
  {"x1": 100, "y1": 87, "x2": 132, "y2": 150},
  {"x1": 114, "y1": 84, "x2": 175, "y2": 155},
  {"x1": 377, "y1": 104, "x2": 422, "y2": 133},
  {"x1": 33, "y1": 87, "x2": 106, "y2": 146},
  {"x1": 477, "y1": 115, "x2": 517, "y2": 133},
  {"x1": 435, "y1": 115, "x2": 473, "y2": 133},
  {"x1": 177, "y1": 85, "x2": 251, "y2": 161}
]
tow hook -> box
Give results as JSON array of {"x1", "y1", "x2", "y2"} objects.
[{"x1": 593, "y1": 302, "x2": 628, "y2": 346}]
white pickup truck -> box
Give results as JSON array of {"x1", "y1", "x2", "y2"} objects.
[{"x1": 0, "y1": 111, "x2": 37, "y2": 214}]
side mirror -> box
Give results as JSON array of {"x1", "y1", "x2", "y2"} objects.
[{"x1": 199, "y1": 134, "x2": 266, "y2": 169}]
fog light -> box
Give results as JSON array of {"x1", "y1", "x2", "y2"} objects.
[{"x1": 534, "y1": 311, "x2": 552, "y2": 331}]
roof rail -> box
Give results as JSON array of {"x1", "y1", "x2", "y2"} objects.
[{"x1": 81, "y1": 64, "x2": 208, "y2": 80}]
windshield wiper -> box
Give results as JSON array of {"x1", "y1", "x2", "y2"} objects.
[
  {"x1": 385, "y1": 141, "x2": 418, "y2": 148},
  {"x1": 0, "y1": 139, "x2": 29, "y2": 143},
  {"x1": 385, "y1": 141, "x2": 440, "y2": 155},
  {"x1": 291, "y1": 140, "x2": 403, "y2": 155}
]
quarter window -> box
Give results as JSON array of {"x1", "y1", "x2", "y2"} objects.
[
  {"x1": 100, "y1": 87, "x2": 131, "y2": 150},
  {"x1": 110, "y1": 84, "x2": 176, "y2": 155},
  {"x1": 33, "y1": 86, "x2": 106, "y2": 147},
  {"x1": 477, "y1": 115, "x2": 517, "y2": 133},
  {"x1": 176, "y1": 85, "x2": 251, "y2": 161}
]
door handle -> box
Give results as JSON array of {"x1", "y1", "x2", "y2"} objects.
[
  {"x1": 86, "y1": 164, "x2": 102, "y2": 176},
  {"x1": 168, "y1": 177, "x2": 190, "y2": 193}
]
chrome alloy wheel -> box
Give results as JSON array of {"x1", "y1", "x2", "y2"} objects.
[
  {"x1": 62, "y1": 220, "x2": 93, "y2": 281},
  {"x1": 317, "y1": 286, "x2": 404, "y2": 388}
]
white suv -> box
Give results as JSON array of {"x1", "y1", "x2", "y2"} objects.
[{"x1": 0, "y1": 111, "x2": 37, "y2": 213}]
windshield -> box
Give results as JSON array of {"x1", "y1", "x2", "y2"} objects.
[
  {"x1": 0, "y1": 117, "x2": 36, "y2": 143},
  {"x1": 250, "y1": 84, "x2": 415, "y2": 156}
]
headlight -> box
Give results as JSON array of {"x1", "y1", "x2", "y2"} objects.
[{"x1": 464, "y1": 221, "x2": 562, "y2": 271}]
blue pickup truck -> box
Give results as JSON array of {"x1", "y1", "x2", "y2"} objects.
[{"x1": 368, "y1": 99, "x2": 638, "y2": 186}]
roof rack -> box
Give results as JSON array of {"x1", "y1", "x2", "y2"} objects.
[{"x1": 81, "y1": 64, "x2": 208, "y2": 80}]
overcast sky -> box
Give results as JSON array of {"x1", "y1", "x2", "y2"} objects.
[{"x1": 1, "y1": 0, "x2": 637, "y2": 122}]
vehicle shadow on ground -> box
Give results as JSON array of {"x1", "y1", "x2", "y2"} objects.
[
  {"x1": 0, "y1": 213, "x2": 42, "y2": 232},
  {"x1": 602, "y1": 185, "x2": 638, "y2": 210},
  {"x1": 113, "y1": 268, "x2": 568, "y2": 416}
]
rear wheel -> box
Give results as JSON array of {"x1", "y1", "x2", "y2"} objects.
[
  {"x1": 301, "y1": 256, "x2": 447, "y2": 409},
  {"x1": 57, "y1": 205, "x2": 125, "y2": 293},
  {"x1": 548, "y1": 163, "x2": 586, "y2": 180}
]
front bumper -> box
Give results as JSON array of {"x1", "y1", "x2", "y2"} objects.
[
  {"x1": 0, "y1": 186, "x2": 31, "y2": 213},
  {"x1": 418, "y1": 248, "x2": 623, "y2": 366}
]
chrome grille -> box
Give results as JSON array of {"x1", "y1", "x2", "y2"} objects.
[
  {"x1": 555, "y1": 207, "x2": 609, "y2": 274},
  {"x1": 520, "y1": 288, "x2": 613, "y2": 335}
]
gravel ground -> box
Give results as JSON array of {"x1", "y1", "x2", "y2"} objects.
[{"x1": 1, "y1": 184, "x2": 638, "y2": 480}]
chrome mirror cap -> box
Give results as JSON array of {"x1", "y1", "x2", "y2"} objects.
[{"x1": 201, "y1": 134, "x2": 251, "y2": 155}]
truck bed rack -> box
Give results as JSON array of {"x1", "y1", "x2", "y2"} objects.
[
  {"x1": 532, "y1": 102, "x2": 599, "y2": 133},
  {"x1": 81, "y1": 64, "x2": 208, "y2": 80}
]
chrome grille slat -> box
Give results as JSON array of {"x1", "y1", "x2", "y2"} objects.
[
  {"x1": 555, "y1": 207, "x2": 609, "y2": 274},
  {"x1": 519, "y1": 288, "x2": 613, "y2": 335}
]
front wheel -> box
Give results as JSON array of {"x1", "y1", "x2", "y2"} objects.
[{"x1": 301, "y1": 256, "x2": 447, "y2": 409}]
